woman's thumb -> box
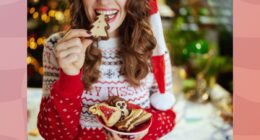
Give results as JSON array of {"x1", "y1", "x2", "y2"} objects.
[{"x1": 82, "y1": 38, "x2": 93, "y2": 52}]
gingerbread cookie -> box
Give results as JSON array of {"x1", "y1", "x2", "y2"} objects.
[
  {"x1": 89, "y1": 103, "x2": 121, "y2": 127},
  {"x1": 88, "y1": 14, "x2": 110, "y2": 40},
  {"x1": 107, "y1": 96, "x2": 130, "y2": 120}
]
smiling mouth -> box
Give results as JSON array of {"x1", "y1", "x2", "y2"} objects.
[{"x1": 95, "y1": 9, "x2": 119, "y2": 22}]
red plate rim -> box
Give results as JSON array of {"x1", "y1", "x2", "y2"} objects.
[{"x1": 96, "y1": 115, "x2": 153, "y2": 135}]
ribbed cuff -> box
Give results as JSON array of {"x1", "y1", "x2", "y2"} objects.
[{"x1": 58, "y1": 69, "x2": 83, "y2": 98}]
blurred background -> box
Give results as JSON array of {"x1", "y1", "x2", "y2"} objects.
[{"x1": 27, "y1": 0, "x2": 233, "y2": 139}]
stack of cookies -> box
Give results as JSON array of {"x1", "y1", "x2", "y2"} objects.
[{"x1": 89, "y1": 96, "x2": 152, "y2": 132}]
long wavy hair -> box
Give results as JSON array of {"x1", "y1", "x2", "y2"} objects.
[{"x1": 69, "y1": 0, "x2": 157, "y2": 89}]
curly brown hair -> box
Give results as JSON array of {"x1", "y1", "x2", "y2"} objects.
[{"x1": 69, "y1": 0, "x2": 157, "y2": 89}]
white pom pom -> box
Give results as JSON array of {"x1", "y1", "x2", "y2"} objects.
[{"x1": 150, "y1": 92, "x2": 175, "y2": 111}]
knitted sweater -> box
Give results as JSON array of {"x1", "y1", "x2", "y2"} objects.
[{"x1": 37, "y1": 32, "x2": 175, "y2": 140}]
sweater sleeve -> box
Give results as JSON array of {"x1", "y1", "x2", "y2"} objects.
[
  {"x1": 142, "y1": 108, "x2": 176, "y2": 140},
  {"x1": 37, "y1": 33, "x2": 84, "y2": 140}
]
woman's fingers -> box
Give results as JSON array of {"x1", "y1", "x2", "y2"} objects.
[
  {"x1": 56, "y1": 38, "x2": 92, "y2": 56},
  {"x1": 105, "y1": 130, "x2": 113, "y2": 140},
  {"x1": 82, "y1": 38, "x2": 93, "y2": 52},
  {"x1": 111, "y1": 133, "x2": 127, "y2": 140},
  {"x1": 59, "y1": 53, "x2": 79, "y2": 67},
  {"x1": 61, "y1": 29, "x2": 92, "y2": 42},
  {"x1": 136, "y1": 129, "x2": 149, "y2": 140},
  {"x1": 56, "y1": 38, "x2": 82, "y2": 52},
  {"x1": 54, "y1": 29, "x2": 93, "y2": 76},
  {"x1": 107, "y1": 133, "x2": 112, "y2": 140},
  {"x1": 105, "y1": 131, "x2": 132, "y2": 140},
  {"x1": 57, "y1": 45, "x2": 82, "y2": 59},
  {"x1": 111, "y1": 133, "x2": 120, "y2": 140}
]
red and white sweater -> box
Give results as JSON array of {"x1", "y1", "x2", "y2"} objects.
[{"x1": 37, "y1": 32, "x2": 176, "y2": 140}]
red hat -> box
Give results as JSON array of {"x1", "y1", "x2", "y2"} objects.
[{"x1": 149, "y1": 0, "x2": 175, "y2": 111}]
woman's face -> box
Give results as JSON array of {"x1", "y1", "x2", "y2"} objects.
[{"x1": 83, "y1": 0, "x2": 127, "y2": 37}]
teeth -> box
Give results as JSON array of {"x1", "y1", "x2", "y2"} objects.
[
  {"x1": 108, "y1": 15, "x2": 114, "y2": 19},
  {"x1": 96, "y1": 10, "x2": 118, "y2": 15}
]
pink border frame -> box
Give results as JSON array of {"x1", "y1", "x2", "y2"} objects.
[
  {"x1": 234, "y1": 0, "x2": 260, "y2": 139},
  {"x1": 0, "y1": 0, "x2": 27, "y2": 139}
]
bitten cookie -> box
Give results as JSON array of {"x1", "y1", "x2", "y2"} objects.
[{"x1": 88, "y1": 14, "x2": 110, "y2": 40}]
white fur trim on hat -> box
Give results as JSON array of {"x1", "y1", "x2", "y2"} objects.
[
  {"x1": 150, "y1": 12, "x2": 167, "y2": 56},
  {"x1": 150, "y1": 92, "x2": 176, "y2": 111}
]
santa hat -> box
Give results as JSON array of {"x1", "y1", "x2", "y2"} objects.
[{"x1": 149, "y1": 0, "x2": 175, "y2": 111}]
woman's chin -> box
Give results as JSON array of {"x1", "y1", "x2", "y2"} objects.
[{"x1": 107, "y1": 29, "x2": 118, "y2": 37}]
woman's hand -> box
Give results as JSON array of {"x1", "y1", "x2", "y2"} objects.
[
  {"x1": 106, "y1": 129, "x2": 148, "y2": 140},
  {"x1": 55, "y1": 29, "x2": 93, "y2": 75},
  {"x1": 107, "y1": 133, "x2": 127, "y2": 140}
]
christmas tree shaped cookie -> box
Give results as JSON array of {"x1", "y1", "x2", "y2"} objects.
[{"x1": 89, "y1": 14, "x2": 110, "y2": 40}]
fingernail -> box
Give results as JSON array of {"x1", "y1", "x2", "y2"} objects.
[{"x1": 86, "y1": 30, "x2": 92, "y2": 35}]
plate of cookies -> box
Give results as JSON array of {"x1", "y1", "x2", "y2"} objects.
[{"x1": 89, "y1": 96, "x2": 153, "y2": 136}]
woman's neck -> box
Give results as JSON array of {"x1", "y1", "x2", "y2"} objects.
[{"x1": 96, "y1": 37, "x2": 120, "y2": 49}]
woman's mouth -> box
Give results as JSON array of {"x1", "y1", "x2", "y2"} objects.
[{"x1": 95, "y1": 9, "x2": 119, "y2": 23}]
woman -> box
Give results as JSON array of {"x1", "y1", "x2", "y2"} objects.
[{"x1": 37, "y1": 0, "x2": 176, "y2": 139}]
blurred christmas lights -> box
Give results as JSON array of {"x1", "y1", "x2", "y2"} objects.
[{"x1": 28, "y1": 0, "x2": 70, "y2": 79}]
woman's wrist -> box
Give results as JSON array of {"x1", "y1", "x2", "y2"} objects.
[{"x1": 62, "y1": 68, "x2": 81, "y2": 76}]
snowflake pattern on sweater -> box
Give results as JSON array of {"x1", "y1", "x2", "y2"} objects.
[{"x1": 37, "y1": 32, "x2": 176, "y2": 140}]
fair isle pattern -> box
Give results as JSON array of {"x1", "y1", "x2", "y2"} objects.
[
  {"x1": 41, "y1": 33, "x2": 173, "y2": 130},
  {"x1": 42, "y1": 32, "x2": 63, "y2": 97}
]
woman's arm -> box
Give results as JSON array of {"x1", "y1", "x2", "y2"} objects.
[{"x1": 37, "y1": 33, "x2": 84, "y2": 139}]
